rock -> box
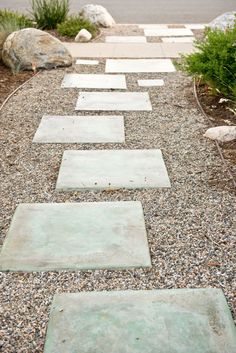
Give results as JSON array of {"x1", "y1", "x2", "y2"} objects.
[
  {"x1": 0, "y1": 32, "x2": 8, "y2": 61},
  {"x1": 81, "y1": 4, "x2": 115, "y2": 28},
  {"x1": 75, "y1": 29, "x2": 92, "y2": 42},
  {"x1": 204, "y1": 126, "x2": 236, "y2": 142},
  {"x1": 2, "y1": 28, "x2": 72, "y2": 71},
  {"x1": 209, "y1": 12, "x2": 236, "y2": 31}
]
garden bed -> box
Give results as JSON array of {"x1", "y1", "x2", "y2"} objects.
[
  {"x1": 46, "y1": 27, "x2": 101, "y2": 42},
  {"x1": 196, "y1": 83, "x2": 236, "y2": 170}
]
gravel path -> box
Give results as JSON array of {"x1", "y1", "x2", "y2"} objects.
[
  {"x1": 92, "y1": 24, "x2": 202, "y2": 43},
  {"x1": 0, "y1": 62, "x2": 235, "y2": 352}
]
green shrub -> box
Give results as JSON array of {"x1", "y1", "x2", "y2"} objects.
[
  {"x1": 180, "y1": 24, "x2": 236, "y2": 101},
  {"x1": 30, "y1": 0, "x2": 69, "y2": 29},
  {"x1": 57, "y1": 15, "x2": 98, "y2": 38},
  {"x1": 0, "y1": 9, "x2": 33, "y2": 33}
]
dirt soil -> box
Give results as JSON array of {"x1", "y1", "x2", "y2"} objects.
[
  {"x1": 0, "y1": 62, "x2": 32, "y2": 107},
  {"x1": 46, "y1": 29, "x2": 78, "y2": 42},
  {"x1": 46, "y1": 28, "x2": 101, "y2": 43},
  {"x1": 197, "y1": 83, "x2": 236, "y2": 175}
]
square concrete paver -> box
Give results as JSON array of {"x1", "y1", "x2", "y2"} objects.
[
  {"x1": 33, "y1": 115, "x2": 125, "y2": 143},
  {"x1": 138, "y1": 79, "x2": 164, "y2": 87},
  {"x1": 184, "y1": 24, "x2": 207, "y2": 29},
  {"x1": 144, "y1": 28, "x2": 194, "y2": 36},
  {"x1": 61, "y1": 74, "x2": 127, "y2": 89},
  {"x1": 0, "y1": 202, "x2": 151, "y2": 271},
  {"x1": 75, "y1": 59, "x2": 99, "y2": 65},
  {"x1": 56, "y1": 149, "x2": 171, "y2": 191},
  {"x1": 75, "y1": 92, "x2": 152, "y2": 111},
  {"x1": 161, "y1": 42, "x2": 195, "y2": 57},
  {"x1": 105, "y1": 36, "x2": 147, "y2": 43},
  {"x1": 44, "y1": 288, "x2": 236, "y2": 353},
  {"x1": 161, "y1": 37, "x2": 194, "y2": 43},
  {"x1": 63, "y1": 43, "x2": 193, "y2": 58},
  {"x1": 139, "y1": 24, "x2": 168, "y2": 29},
  {"x1": 106, "y1": 59, "x2": 176, "y2": 73}
]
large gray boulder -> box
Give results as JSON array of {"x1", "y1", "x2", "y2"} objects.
[
  {"x1": 209, "y1": 12, "x2": 236, "y2": 31},
  {"x1": 81, "y1": 4, "x2": 115, "y2": 28},
  {"x1": 0, "y1": 32, "x2": 8, "y2": 61},
  {"x1": 2, "y1": 28, "x2": 72, "y2": 71}
]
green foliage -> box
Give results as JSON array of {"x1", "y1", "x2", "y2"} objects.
[
  {"x1": 30, "y1": 0, "x2": 69, "y2": 29},
  {"x1": 0, "y1": 9, "x2": 33, "y2": 33},
  {"x1": 57, "y1": 15, "x2": 98, "y2": 38},
  {"x1": 181, "y1": 24, "x2": 236, "y2": 101}
]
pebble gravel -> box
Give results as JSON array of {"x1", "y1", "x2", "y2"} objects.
[{"x1": 0, "y1": 61, "x2": 235, "y2": 352}]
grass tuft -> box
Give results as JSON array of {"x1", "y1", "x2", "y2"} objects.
[
  {"x1": 30, "y1": 0, "x2": 69, "y2": 29},
  {"x1": 57, "y1": 15, "x2": 98, "y2": 38},
  {"x1": 0, "y1": 9, "x2": 33, "y2": 33}
]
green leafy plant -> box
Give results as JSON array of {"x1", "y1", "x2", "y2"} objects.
[
  {"x1": 180, "y1": 24, "x2": 236, "y2": 101},
  {"x1": 0, "y1": 9, "x2": 33, "y2": 33},
  {"x1": 30, "y1": 0, "x2": 69, "y2": 29},
  {"x1": 57, "y1": 15, "x2": 98, "y2": 38}
]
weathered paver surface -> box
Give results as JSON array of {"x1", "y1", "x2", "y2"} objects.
[
  {"x1": 33, "y1": 115, "x2": 125, "y2": 144},
  {"x1": 56, "y1": 149, "x2": 171, "y2": 191},
  {"x1": 0, "y1": 202, "x2": 151, "y2": 271},
  {"x1": 105, "y1": 59, "x2": 176, "y2": 73},
  {"x1": 161, "y1": 37, "x2": 195, "y2": 42},
  {"x1": 64, "y1": 42, "x2": 195, "y2": 58},
  {"x1": 75, "y1": 92, "x2": 152, "y2": 111},
  {"x1": 144, "y1": 28, "x2": 194, "y2": 36},
  {"x1": 61, "y1": 74, "x2": 127, "y2": 89},
  {"x1": 44, "y1": 289, "x2": 236, "y2": 353},
  {"x1": 105, "y1": 36, "x2": 147, "y2": 43}
]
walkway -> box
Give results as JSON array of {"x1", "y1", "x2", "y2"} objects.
[{"x1": 0, "y1": 24, "x2": 235, "y2": 352}]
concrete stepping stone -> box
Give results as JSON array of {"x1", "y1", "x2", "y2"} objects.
[
  {"x1": 144, "y1": 28, "x2": 194, "y2": 36},
  {"x1": 75, "y1": 92, "x2": 152, "y2": 111},
  {"x1": 44, "y1": 288, "x2": 236, "y2": 353},
  {"x1": 161, "y1": 37, "x2": 194, "y2": 43},
  {"x1": 61, "y1": 74, "x2": 127, "y2": 89},
  {"x1": 63, "y1": 43, "x2": 193, "y2": 58},
  {"x1": 0, "y1": 202, "x2": 151, "y2": 271},
  {"x1": 185, "y1": 24, "x2": 206, "y2": 29},
  {"x1": 105, "y1": 36, "x2": 147, "y2": 43},
  {"x1": 106, "y1": 59, "x2": 176, "y2": 73},
  {"x1": 75, "y1": 59, "x2": 99, "y2": 65},
  {"x1": 33, "y1": 115, "x2": 125, "y2": 144},
  {"x1": 161, "y1": 42, "x2": 195, "y2": 57},
  {"x1": 138, "y1": 79, "x2": 164, "y2": 87},
  {"x1": 56, "y1": 149, "x2": 171, "y2": 191},
  {"x1": 139, "y1": 24, "x2": 168, "y2": 29}
]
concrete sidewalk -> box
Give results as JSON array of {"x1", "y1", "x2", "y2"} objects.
[
  {"x1": 63, "y1": 42, "x2": 195, "y2": 58},
  {"x1": 0, "y1": 0, "x2": 235, "y2": 23}
]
